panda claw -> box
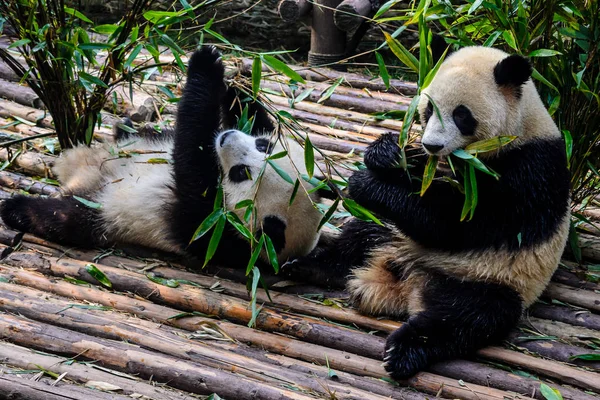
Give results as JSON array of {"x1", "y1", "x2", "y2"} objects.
[{"x1": 386, "y1": 346, "x2": 395, "y2": 353}]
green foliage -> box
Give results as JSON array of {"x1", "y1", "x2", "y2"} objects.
[{"x1": 0, "y1": 0, "x2": 206, "y2": 148}]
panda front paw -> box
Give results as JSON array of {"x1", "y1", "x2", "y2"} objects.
[
  {"x1": 187, "y1": 45, "x2": 225, "y2": 83},
  {"x1": 383, "y1": 323, "x2": 430, "y2": 380},
  {"x1": 364, "y1": 133, "x2": 401, "y2": 170}
]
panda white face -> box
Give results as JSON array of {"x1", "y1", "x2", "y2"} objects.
[
  {"x1": 214, "y1": 129, "x2": 323, "y2": 261},
  {"x1": 418, "y1": 47, "x2": 532, "y2": 157}
]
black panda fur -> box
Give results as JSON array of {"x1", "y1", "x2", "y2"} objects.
[
  {"x1": 289, "y1": 46, "x2": 571, "y2": 380},
  {"x1": 0, "y1": 46, "x2": 326, "y2": 266}
]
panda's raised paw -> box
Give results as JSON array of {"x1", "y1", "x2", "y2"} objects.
[
  {"x1": 187, "y1": 45, "x2": 224, "y2": 82},
  {"x1": 383, "y1": 322, "x2": 431, "y2": 380},
  {"x1": 364, "y1": 133, "x2": 402, "y2": 170}
]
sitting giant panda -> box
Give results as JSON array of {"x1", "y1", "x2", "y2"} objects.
[
  {"x1": 293, "y1": 46, "x2": 571, "y2": 379},
  {"x1": 0, "y1": 46, "x2": 325, "y2": 266}
]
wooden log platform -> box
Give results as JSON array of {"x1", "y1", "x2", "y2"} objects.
[{"x1": 0, "y1": 56, "x2": 599, "y2": 400}]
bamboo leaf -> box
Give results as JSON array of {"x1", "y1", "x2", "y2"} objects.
[
  {"x1": 467, "y1": 0, "x2": 484, "y2": 14},
  {"x1": 292, "y1": 88, "x2": 314, "y2": 105},
  {"x1": 78, "y1": 72, "x2": 108, "y2": 88},
  {"x1": 226, "y1": 212, "x2": 253, "y2": 241},
  {"x1": 262, "y1": 55, "x2": 305, "y2": 83},
  {"x1": 460, "y1": 165, "x2": 472, "y2": 222},
  {"x1": 85, "y1": 264, "x2": 112, "y2": 288},
  {"x1": 318, "y1": 198, "x2": 340, "y2": 231},
  {"x1": 64, "y1": 7, "x2": 93, "y2": 23},
  {"x1": 246, "y1": 235, "x2": 265, "y2": 275},
  {"x1": 561, "y1": 130, "x2": 572, "y2": 167},
  {"x1": 318, "y1": 77, "x2": 344, "y2": 104},
  {"x1": 125, "y1": 44, "x2": 143, "y2": 69},
  {"x1": 420, "y1": 155, "x2": 438, "y2": 196},
  {"x1": 251, "y1": 57, "x2": 261, "y2": 100},
  {"x1": 343, "y1": 199, "x2": 383, "y2": 225},
  {"x1": 468, "y1": 164, "x2": 477, "y2": 220},
  {"x1": 540, "y1": 384, "x2": 563, "y2": 400},
  {"x1": 8, "y1": 39, "x2": 31, "y2": 49},
  {"x1": 73, "y1": 196, "x2": 102, "y2": 209},
  {"x1": 268, "y1": 151, "x2": 288, "y2": 160},
  {"x1": 267, "y1": 160, "x2": 294, "y2": 184},
  {"x1": 502, "y1": 30, "x2": 517, "y2": 50},
  {"x1": 373, "y1": 0, "x2": 399, "y2": 19},
  {"x1": 422, "y1": 45, "x2": 449, "y2": 90},
  {"x1": 464, "y1": 136, "x2": 517, "y2": 154},
  {"x1": 146, "y1": 272, "x2": 179, "y2": 288},
  {"x1": 400, "y1": 94, "x2": 420, "y2": 147},
  {"x1": 289, "y1": 179, "x2": 300, "y2": 206},
  {"x1": 375, "y1": 52, "x2": 390, "y2": 90},
  {"x1": 452, "y1": 149, "x2": 499, "y2": 178},
  {"x1": 203, "y1": 215, "x2": 226, "y2": 267},
  {"x1": 384, "y1": 32, "x2": 419, "y2": 72},
  {"x1": 264, "y1": 235, "x2": 280, "y2": 273},
  {"x1": 190, "y1": 209, "x2": 223, "y2": 243},
  {"x1": 569, "y1": 354, "x2": 600, "y2": 361},
  {"x1": 529, "y1": 49, "x2": 561, "y2": 57},
  {"x1": 304, "y1": 136, "x2": 315, "y2": 179}
]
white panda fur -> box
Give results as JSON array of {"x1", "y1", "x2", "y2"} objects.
[{"x1": 293, "y1": 45, "x2": 571, "y2": 381}]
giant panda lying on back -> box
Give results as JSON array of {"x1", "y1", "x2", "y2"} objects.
[
  {"x1": 293, "y1": 46, "x2": 571, "y2": 379},
  {"x1": 0, "y1": 46, "x2": 326, "y2": 266}
]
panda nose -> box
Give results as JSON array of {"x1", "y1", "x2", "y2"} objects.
[
  {"x1": 423, "y1": 143, "x2": 444, "y2": 153},
  {"x1": 219, "y1": 130, "x2": 235, "y2": 147}
]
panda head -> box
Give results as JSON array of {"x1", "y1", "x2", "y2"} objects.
[
  {"x1": 417, "y1": 46, "x2": 556, "y2": 157},
  {"x1": 214, "y1": 129, "x2": 322, "y2": 261}
]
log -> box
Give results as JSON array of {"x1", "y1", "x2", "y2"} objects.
[
  {"x1": 0, "y1": 342, "x2": 194, "y2": 400},
  {"x1": 239, "y1": 58, "x2": 419, "y2": 95},
  {"x1": 0, "y1": 62, "x2": 19, "y2": 82},
  {"x1": 0, "y1": 263, "x2": 525, "y2": 400},
  {"x1": 508, "y1": 332, "x2": 600, "y2": 371},
  {"x1": 544, "y1": 282, "x2": 600, "y2": 313},
  {"x1": 0, "y1": 78, "x2": 43, "y2": 109},
  {"x1": 334, "y1": 0, "x2": 372, "y2": 32},
  {"x1": 265, "y1": 93, "x2": 407, "y2": 132},
  {"x1": 529, "y1": 304, "x2": 600, "y2": 331},
  {"x1": 0, "y1": 283, "x2": 412, "y2": 400},
  {"x1": 0, "y1": 374, "x2": 131, "y2": 400},
  {"x1": 0, "y1": 148, "x2": 55, "y2": 177},
  {"x1": 0, "y1": 250, "x2": 386, "y2": 358},
  {"x1": 0, "y1": 170, "x2": 60, "y2": 196},
  {"x1": 278, "y1": 0, "x2": 312, "y2": 22},
  {"x1": 579, "y1": 232, "x2": 600, "y2": 261},
  {"x1": 552, "y1": 267, "x2": 600, "y2": 291},
  {"x1": 309, "y1": 0, "x2": 347, "y2": 67},
  {"x1": 524, "y1": 317, "x2": 600, "y2": 348},
  {"x1": 261, "y1": 79, "x2": 404, "y2": 114},
  {"x1": 0, "y1": 314, "x2": 316, "y2": 400}
]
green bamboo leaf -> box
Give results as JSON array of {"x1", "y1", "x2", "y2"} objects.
[
  {"x1": 213, "y1": 185, "x2": 223, "y2": 211},
  {"x1": 464, "y1": 136, "x2": 517, "y2": 154},
  {"x1": 502, "y1": 30, "x2": 517, "y2": 50},
  {"x1": 267, "y1": 160, "x2": 294, "y2": 184},
  {"x1": 262, "y1": 55, "x2": 305, "y2": 83},
  {"x1": 467, "y1": 0, "x2": 484, "y2": 14},
  {"x1": 246, "y1": 235, "x2": 265, "y2": 275},
  {"x1": 452, "y1": 149, "x2": 499, "y2": 178},
  {"x1": 569, "y1": 354, "x2": 600, "y2": 361},
  {"x1": 247, "y1": 266, "x2": 263, "y2": 328},
  {"x1": 540, "y1": 384, "x2": 563, "y2": 400},
  {"x1": 204, "y1": 215, "x2": 226, "y2": 267},
  {"x1": 251, "y1": 57, "x2": 262, "y2": 100},
  {"x1": 318, "y1": 77, "x2": 344, "y2": 104},
  {"x1": 528, "y1": 49, "x2": 562, "y2": 57},
  {"x1": 373, "y1": 0, "x2": 399, "y2": 19},
  {"x1": 190, "y1": 209, "x2": 223, "y2": 243},
  {"x1": 292, "y1": 88, "x2": 314, "y2": 105},
  {"x1": 77, "y1": 43, "x2": 112, "y2": 50},
  {"x1": 78, "y1": 72, "x2": 108, "y2": 88},
  {"x1": 422, "y1": 45, "x2": 449, "y2": 90},
  {"x1": 420, "y1": 155, "x2": 438, "y2": 196},
  {"x1": 384, "y1": 32, "x2": 419, "y2": 72},
  {"x1": 73, "y1": 196, "x2": 102, "y2": 209},
  {"x1": 160, "y1": 34, "x2": 184, "y2": 55},
  {"x1": 561, "y1": 130, "x2": 572, "y2": 167},
  {"x1": 264, "y1": 235, "x2": 280, "y2": 273},
  {"x1": 85, "y1": 264, "x2": 112, "y2": 288},
  {"x1": 146, "y1": 272, "x2": 179, "y2": 288},
  {"x1": 568, "y1": 220, "x2": 582, "y2": 263},
  {"x1": 343, "y1": 199, "x2": 383, "y2": 225},
  {"x1": 422, "y1": 93, "x2": 444, "y2": 128},
  {"x1": 304, "y1": 136, "x2": 315, "y2": 179},
  {"x1": 468, "y1": 164, "x2": 477, "y2": 220},
  {"x1": 226, "y1": 212, "x2": 253, "y2": 241},
  {"x1": 483, "y1": 31, "x2": 503, "y2": 47},
  {"x1": 235, "y1": 199, "x2": 253, "y2": 209},
  {"x1": 8, "y1": 39, "x2": 31, "y2": 49},
  {"x1": 400, "y1": 94, "x2": 420, "y2": 147},
  {"x1": 318, "y1": 198, "x2": 340, "y2": 231},
  {"x1": 289, "y1": 179, "x2": 300, "y2": 206},
  {"x1": 125, "y1": 44, "x2": 143, "y2": 69},
  {"x1": 460, "y1": 165, "x2": 472, "y2": 222},
  {"x1": 146, "y1": 158, "x2": 169, "y2": 164},
  {"x1": 267, "y1": 151, "x2": 288, "y2": 160},
  {"x1": 64, "y1": 7, "x2": 93, "y2": 23},
  {"x1": 532, "y1": 68, "x2": 558, "y2": 92},
  {"x1": 418, "y1": 14, "x2": 429, "y2": 88},
  {"x1": 375, "y1": 52, "x2": 390, "y2": 90}
]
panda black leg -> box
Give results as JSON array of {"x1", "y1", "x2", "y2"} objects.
[
  {"x1": 383, "y1": 273, "x2": 523, "y2": 380},
  {"x1": 1, "y1": 195, "x2": 108, "y2": 248}
]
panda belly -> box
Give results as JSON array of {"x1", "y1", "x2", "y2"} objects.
[{"x1": 347, "y1": 212, "x2": 570, "y2": 317}]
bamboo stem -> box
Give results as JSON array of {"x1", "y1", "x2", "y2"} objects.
[{"x1": 544, "y1": 282, "x2": 600, "y2": 313}]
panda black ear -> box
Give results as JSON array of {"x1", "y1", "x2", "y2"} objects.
[{"x1": 494, "y1": 54, "x2": 532, "y2": 88}]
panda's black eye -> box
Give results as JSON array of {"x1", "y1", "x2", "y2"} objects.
[
  {"x1": 452, "y1": 105, "x2": 477, "y2": 136},
  {"x1": 424, "y1": 101, "x2": 433, "y2": 122},
  {"x1": 229, "y1": 164, "x2": 252, "y2": 182},
  {"x1": 255, "y1": 138, "x2": 273, "y2": 154}
]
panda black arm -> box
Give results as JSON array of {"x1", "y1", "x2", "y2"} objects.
[
  {"x1": 221, "y1": 86, "x2": 275, "y2": 135},
  {"x1": 350, "y1": 138, "x2": 570, "y2": 252}
]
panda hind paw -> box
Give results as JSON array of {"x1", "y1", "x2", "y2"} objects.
[
  {"x1": 187, "y1": 45, "x2": 224, "y2": 81},
  {"x1": 383, "y1": 323, "x2": 431, "y2": 381}
]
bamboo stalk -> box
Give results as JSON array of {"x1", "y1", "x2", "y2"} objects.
[
  {"x1": 529, "y1": 304, "x2": 600, "y2": 331},
  {"x1": 0, "y1": 374, "x2": 131, "y2": 400},
  {"x1": 0, "y1": 148, "x2": 55, "y2": 177},
  {"x1": 0, "y1": 282, "x2": 411, "y2": 400},
  {"x1": 544, "y1": 282, "x2": 600, "y2": 313},
  {"x1": 524, "y1": 317, "x2": 600, "y2": 348},
  {"x1": 0, "y1": 250, "x2": 385, "y2": 358},
  {"x1": 0, "y1": 342, "x2": 195, "y2": 400},
  {"x1": 552, "y1": 267, "x2": 600, "y2": 291},
  {"x1": 578, "y1": 233, "x2": 600, "y2": 261},
  {"x1": 238, "y1": 58, "x2": 419, "y2": 95},
  {"x1": 0, "y1": 78, "x2": 43, "y2": 109},
  {"x1": 278, "y1": 0, "x2": 312, "y2": 22},
  {"x1": 334, "y1": 0, "x2": 372, "y2": 32},
  {"x1": 0, "y1": 313, "x2": 316, "y2": 400},
  {"x1": 0, "y1": 263, "x2": 525, "y2": 400},
  {"x1": 0, "y1": 170, "x2": 60, "y2": 196}
]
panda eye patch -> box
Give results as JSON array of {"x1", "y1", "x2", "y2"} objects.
[
  {"x1": 255, "y1": 138, "x2": 273, "y2": 154},
  {"x1": 229, "y1": 164, "x2": 252, "y2": 183},
  {"x1": 452, "y1": 105, "x2": 477, "y2": 136},
  {"x1": 424, "y1": 101, "x2": 433, "y2": 122}
]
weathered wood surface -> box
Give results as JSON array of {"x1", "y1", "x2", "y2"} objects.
[{"x1": 0, "y1": 56, "x2": 598, "y2": 400}]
